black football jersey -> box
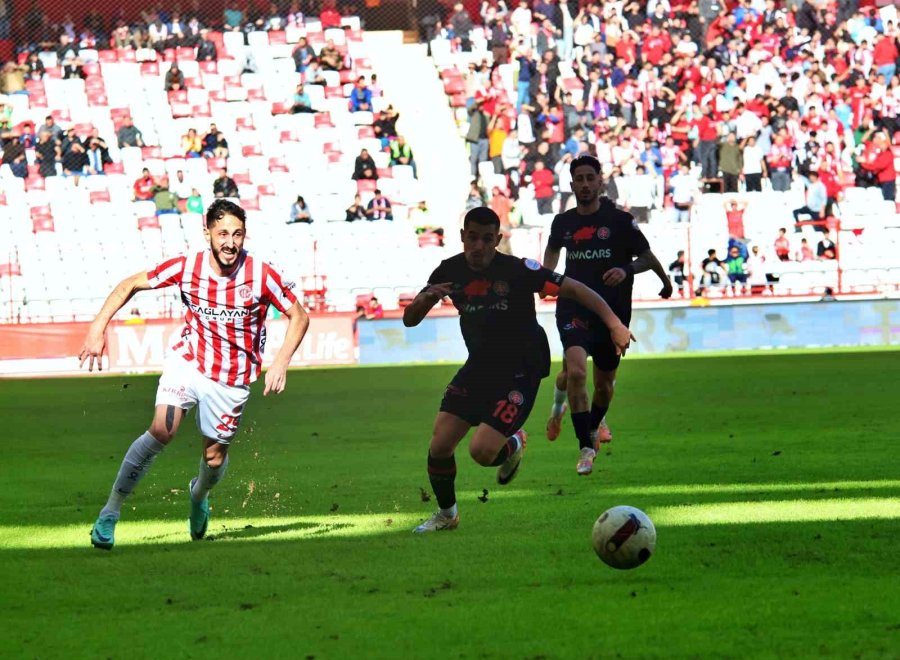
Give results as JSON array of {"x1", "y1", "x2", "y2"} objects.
[
  {"x1": 547, "y1": 200, "x2": 650, "y2": 318},
  {"x1": 425, "y1": 252, "x2": 565, "y2": 375}
]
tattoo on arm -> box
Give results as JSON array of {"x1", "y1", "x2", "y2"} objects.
[{"x1": 165, "y1": 405, "x2": 177, "y2": 433}]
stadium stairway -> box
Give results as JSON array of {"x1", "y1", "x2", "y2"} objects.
[{"x1": 362, "y1": 32, "x2": 470, "y2": 229}]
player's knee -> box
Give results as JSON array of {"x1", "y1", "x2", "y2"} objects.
[
  {"x1": 567, "y1": 365, "x2": 588, "y2": 389},
  {"x1": 468, "y1": 443, "x2": 495, "y2": 466},
  {"x1": 148, "y1": 424, "x2": 176, "y2": 444},
  {"x1": 204, "y1": 445, "x2": 227, "y2": 468}
]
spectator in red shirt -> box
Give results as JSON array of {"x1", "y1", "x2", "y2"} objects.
[
  {"x1": 365, "y1": 297, "x2": 384, "y2": 320},
  {"x1": 531, "y1": 160, "x2": 555, "y2": 215},
  {"x1": 133, "y1": 168, "x2": 155, "y2": 201},
  {"x1": 859, "y1": 132, "x2": 897, "y2": 202},
  {"x1": 774, "y1": 227, "x2": 791, "y2": 262},
  {"x1": 697, "y1": 106, "x2": 720, "y2": 180},
  {"x1": 874, "y1": 34, "x2": 898, "y2": 83},
  {"x1": 319, "y1": 0, "x2": 342, "y2": 28}
]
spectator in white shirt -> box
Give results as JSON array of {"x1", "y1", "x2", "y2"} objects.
[
  {"x1": 741, "y1": 135, "x2": 768, "y2": 192},
  {"x1": 621, "y1": 164, "x2": 656, "y2": 224},
  {"x1": 669, "y1": 164, "x2": 700, "y2": 223}
]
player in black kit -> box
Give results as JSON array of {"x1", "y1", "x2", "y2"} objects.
[
  {"x1": 543, "y1": 155, "x2": 672, "y2": 476},
  {"x1": 405, "y1": 207, "x2": 634, "y2": 533}
]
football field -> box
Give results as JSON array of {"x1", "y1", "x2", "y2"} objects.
[{"x1": 1, "y1": 350, "x2": 899, "y2": 659}]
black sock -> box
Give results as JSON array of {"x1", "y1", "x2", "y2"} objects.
[
  {"x1": 571, "y1": 411, "x2": 593, "y2": 450},
  {"x1": 427, "y1": 453, "x2": 457, "y2": 510},
  {"x1": 490, "y1": 435, "x2": 519, "y2": 466},
  {"x1": 590, "y1": 403, "x2": 609, "y2": 430}
]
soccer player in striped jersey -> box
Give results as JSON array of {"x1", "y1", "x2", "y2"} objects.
[{"x1": 79, "y1": 200, "x2": 309, "y2": 549}]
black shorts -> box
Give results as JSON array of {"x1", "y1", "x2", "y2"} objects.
[
  {"x1": 439, "y1": 364, "x2": 542, "y2": 436},
  {"x1": 556, "y1": 310, "x2": 630, "y2": 372}
]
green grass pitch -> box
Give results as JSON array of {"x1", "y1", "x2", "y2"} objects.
[{"x1": 1, "y1": 351, "x2": 899, "y2": 658}]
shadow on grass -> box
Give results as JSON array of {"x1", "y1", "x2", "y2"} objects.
[{"x1": 206, "y1": 520, "x2": 352, "y2": 541}]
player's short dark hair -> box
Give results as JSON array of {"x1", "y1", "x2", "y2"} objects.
[
  {"x1": 206, "y1": 199, "x2": 246, "y2": 228},
  {"x1": 463, "y1": 206, "x2": 500, "y2": 231},
  {"x1": 569, "y1": 155, "x2": 602, "y2": 177}
]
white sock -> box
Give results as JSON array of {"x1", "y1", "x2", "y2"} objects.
[
  {"x1": 191, "y1": 454, "x2": 230, "y2": 503},
  {"x1": 551, "y1": 385, "x2": 567, "y2": 416},
  {"x1": 440, "y1": 503, "x2": 458, "y2": 518},
  {"x1": 99, "y1": 431, "x2": 165, "y2": 520}
]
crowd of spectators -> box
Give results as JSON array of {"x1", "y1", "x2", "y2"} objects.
[{"x1": 431, "y1": 0, "x2": 900, "y2": 236}]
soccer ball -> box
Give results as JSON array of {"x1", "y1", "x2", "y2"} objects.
[{"x1": 591, "y1": 505, "x2": 656, "y2": 570}]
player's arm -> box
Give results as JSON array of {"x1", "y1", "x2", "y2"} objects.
[
  {"x1": 264, "y1": 300, "x2": 310, "y2": 396},
  {"x1": 403, "y1": 282, "x2": 453, "y2": 327},
  {"x1": 78, "y1": 270, "x2": 152, "y2": 371},
  {"x1": 558, "y1": 277, "x2": 634, "y2": 355},
  {"x1": 630, "y1": 248, "x2": 674, "y2": 298},
  {"x1": 543, "y1": 243, "x2": 562, "y2": 272}
]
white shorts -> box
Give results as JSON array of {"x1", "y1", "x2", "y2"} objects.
[{"x1": 155, "y1": 357, "x2": 251, "y2": 444}]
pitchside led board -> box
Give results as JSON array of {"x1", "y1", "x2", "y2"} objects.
[{"x1": 357, "y1": 300, "x2": 900, "y2": 365}]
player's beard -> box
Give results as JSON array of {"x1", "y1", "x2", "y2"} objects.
[
  {"x1": 211, "y1": 243, "x2": 240, "y2": 272},
  {"x1": 576, "y1": 188, "x2": 598, "y2": 206}
]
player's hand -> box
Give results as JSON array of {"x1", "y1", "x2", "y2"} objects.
[
  {"x1": 78, "y1": 328, "x2": 107, "y2": 372},
  {"x1": 659, "y1": 279, "x2": 674, "y2": 299},
  {"x1": 425, "y1": 282, "x2": 454, "y2": 302},
  {"x1": 602, "y1": 268, "x2": 628, "y2": 286},
  {"x1": 611, "y1": 324, "x2": 636, "y2": 356},
  {"x1": 263, "y1": 363, "x2": 287, "y2": 396}
]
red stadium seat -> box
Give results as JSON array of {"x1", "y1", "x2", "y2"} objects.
[
  {"x1": 207, "y1": 157, "x2": 228, "y2": 172},
  {"x1": 25, "y1": 79, "x2": 44, "y2": 94},
  {"x1": 117, "y1": 49, "x2": 137, "y2": 62},
  {"x1": 324, "y1": 86, "x2": 344, "y2": 99},
  {"x1": 209, "y1": 90, "x2": 226, "y2": 102},
  {"x1": 168, "y1": 89, "x2": 188, "y2": 103},
  {"x1": 177, "y1": 47, "x2": 196, "y2": 60},
  {"x1": 25, "y1": 178, "x2": 45, "y2": 192},
  {"x1": 280, "y1": 130, "x2": 299, "y2": 142},
  {"x1": 314, "y1": 112, "x2": 334, "y2": 127},
  {"x1": 162, "y1": 49, "x2": 177, "y2": 62},
  {"x1": 88, "y1": 93, "x2": 109, "y2": 106},
  {"x1": 98, "y1": 50, "x2": 118, "y2": 63},
  {"x1": 269, "y1": 157, "x2": 289, "y2": 172},
  {"x1": 241, "y1": 144, "x2": 263, "y2": 157},
  {"x1": 83, "y1": 62, "x2": 101, "y2": 77},
  {"x1": 271, "y1": 101, "x2": 292, "y2": 115},
  {"x1": 141, "y1": 62, "x2": 160, "y2": 76},
  {"x1": 28, "y1": 95, "x2": 48, "y2": 109},
  {"x1": 105, "y1": 162, "x2": 125, "y2": 175},
  {"x1": 376, "y1": 168, "x2": 393, "y2": 179},
  {"x1": 29, "y1": 205, "x2": 51, "y2": 218},
  {"x1": 192, "y1": 104, "x2": 212, "y2": 118},
  {"x1": 184, "y1": 77, "x2": 204, "y2": 89},
  {"x1": 90, "y1": 190, "x2": 111, "y2": 204},
  {"x1": 232, "y1": 172, "x2": 252, "y2": 185},
  {"x1": 32, "y1": 217, "x2": 55, "y2": 233},
  {"x1": 199, "y1": 61, "x2": 218, "y2": 74},
  {"x1": 356, "y1": 179, "x2": 377, "y2": 193},
  {"x1": 142, "y1": 146, "x2": 162, "y2": 159},
  {"x1": 243, "y1": 197, "x2": 261, "y2": 211},
  {"x1": 74, "y1": 122, "x2": 94, "y2": 135},
  {"x1": 269, "y1": 31, "x2": 287, "y2": 45},
  {"x1": 235, "y1": 117, "x2": 255, "y2": 131},
  {"x1": 223, "y1": 75, "x2": 242, "y2": 86},
  {"x1": 247, "y1": 88, "x2": 266, "y2": 101},
  {"x1": 27, "y1": 163, "x2": 40, "y2": 178},
  {"x1": 51, "y1": 109, "x2": 71, "y2": 123},
  {"x1": 258, "y1": 184, "x2": 276, "y2": 196},
  {"x1": 357, "y1": 126, "x2": 375, "y2": 139},
  {"x1": 0, "y1": 192, "x2": 6, "y2": 205},
  {"x1": 0, "y1": 263, "x2": 22, "y2": 276},
  {"x1": 138, "y1": 216, "x2": 161, "y2": 230}
]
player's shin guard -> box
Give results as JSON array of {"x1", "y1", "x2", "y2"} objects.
[
  {"x1": 191, "y1": 454, "x2": 230, "y2": 503},
  {"x1": 571, "y1": 410, "x2": 593, "y2": 450},
  {"x1": 99, "y1": 431, "x2": 166, "y2": 519},
  {"x1": 427, "y1": 452, "x2": 457, "y2": 511}
]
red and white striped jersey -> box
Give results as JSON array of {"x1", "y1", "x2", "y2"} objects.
[{"x1": 147, "y1": 250, "x2": 297, "y2": 387}]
